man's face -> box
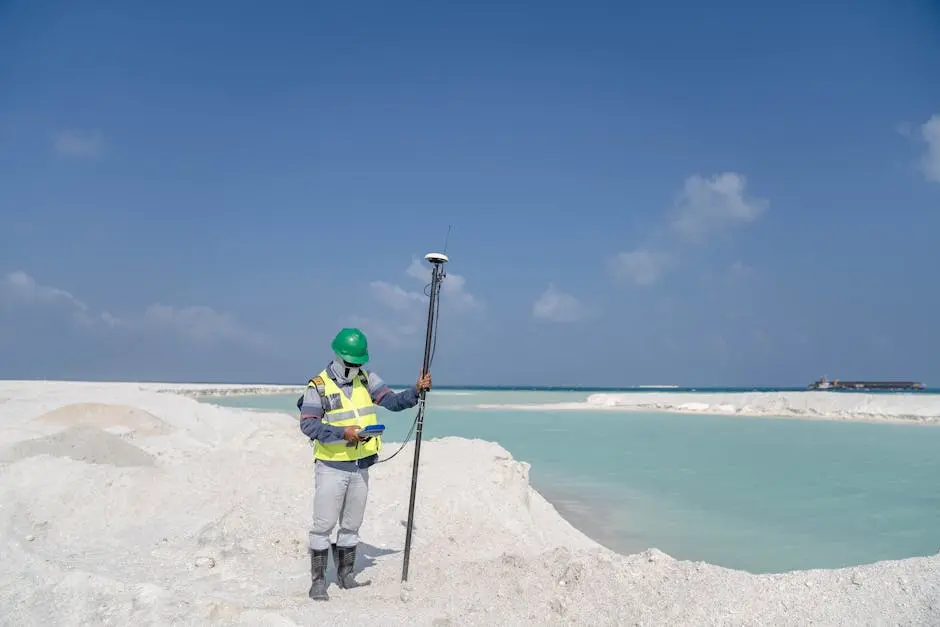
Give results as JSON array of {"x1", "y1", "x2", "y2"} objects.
[{"x1": 335, "y1": 355, "x2": 364, "y2": 380}]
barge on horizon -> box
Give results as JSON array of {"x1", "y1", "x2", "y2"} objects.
[{"x1": 808, "y1": 376, "x2": 926, "y2": 391}]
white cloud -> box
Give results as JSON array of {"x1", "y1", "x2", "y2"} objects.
[
  {"x1": 606, "y1": 172, "x2": 767, "y2": 287},
  {"x1": 532, "y1": 284, "x2": 590, "y2": 323},
  {"x1": 368, "y1": 281, "x2": 426, "y2": 312},
  {"x1": 918, "y1": 114, "x2": 940, "y2": 183},
  {"x1": 669, "y1": 172, "x2": 768, "y2": 242},
  {"x1": 345, "y1": 314, "x2": 423, "y2": 349},
  {"x1": 53, "y1": 129, "x2": 104, "y2": 158},
  {"x1": 0, "y1": 271, "x2": 268, "y2": 348},
  {"x1": 137, "y1": 304, "x2": 268, "y2": 347},
  {"x1": 1, "y1": 270, "x2": 90, "y2": 314},
  {"x1": 350, "y1": 257, "x2": 484, "y2": 347},
  {"x1": 607, "y1": 249, "x2": 671, "y2": 286},
  {"x1": 384, "y1": 257, "x2": 484, "y2": 316},
  {"x1": 404, "y1": 258, "x2": 429, "y2": 283},
  {"x1": 403, "y1": 258, "x2": 483, "y2": 313}
]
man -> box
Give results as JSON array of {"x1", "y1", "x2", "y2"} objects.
[{"x1": 298, "y1": 327, "x2": 431, "y2": 601}]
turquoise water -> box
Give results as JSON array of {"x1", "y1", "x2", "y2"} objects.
[{"x1": 203, "y1": 389, "x2": 940, "y2": 574}]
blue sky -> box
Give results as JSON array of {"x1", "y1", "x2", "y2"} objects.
[{"x1": 1, "y1": 0, "x2": 939, "y2": 387}]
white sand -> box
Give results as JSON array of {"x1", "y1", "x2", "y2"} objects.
[
  {"x1": 0, "y1": 381, "x2": 938, "y2": 626},
  {"x1": 584, "y1": 391, "x2": 940, "y2": 424},
  {"x1": 476, "y1": 390, "x2": 940, "y2": 425}
]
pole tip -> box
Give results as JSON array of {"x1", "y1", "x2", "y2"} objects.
[{"x1": 424, "y1": 252, "x2": 449, "y2": 264}]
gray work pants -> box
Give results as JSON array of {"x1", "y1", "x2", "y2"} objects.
[{"x1": 308, "y1": 460, "x2": 370, "y2": 551}]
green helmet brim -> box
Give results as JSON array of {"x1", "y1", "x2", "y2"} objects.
[{"x1": 336, "y1": 350, "x2": 369, "y2": 365}]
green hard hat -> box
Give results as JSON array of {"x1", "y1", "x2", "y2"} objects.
[{"x1": 331, "y1": 327, "x2": 369, "y2": 365}]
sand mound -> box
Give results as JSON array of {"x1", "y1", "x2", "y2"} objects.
[
  {"x1": 582, "y1": 391, "x2": 940, "y2": 423},
  {"x1": 0, "y1": 381, "x2": 938, "y2": 626},
  {"x1": 0, "y1": 424, "x2": 156, "y2": 467},
  {"x1": 33, "y1": 402, "x2": 173, "y2": 436}
]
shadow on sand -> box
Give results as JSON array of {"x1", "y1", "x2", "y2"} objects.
[{"x1": 323, "y1": 542, "x2": 399, "y2": 586}]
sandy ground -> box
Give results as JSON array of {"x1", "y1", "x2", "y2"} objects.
[
  {"x1": 0, "y1": 381, "x2": 938, "y2": 626},
  {"x1": 476, "y1": 391, "x2": 940, "y2": 425}
]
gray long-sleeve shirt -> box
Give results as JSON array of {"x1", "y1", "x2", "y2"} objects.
[{"x1": 299, "y1": 362, "x2": 421, "y2": 471}]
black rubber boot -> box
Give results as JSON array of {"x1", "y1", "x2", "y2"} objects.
[
  {"x1": 308, "y1": 548, "x2": 330, "y2": 601},
  {"x1": 331, "y1": 542, "x2": 372, "y2": 589}
]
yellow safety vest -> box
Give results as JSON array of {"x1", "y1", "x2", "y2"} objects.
[{"x1": 308, "y1": 369, "x2": 381, "y2": 462}]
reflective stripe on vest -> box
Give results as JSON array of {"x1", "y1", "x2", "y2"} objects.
[{"x1": 311, "y1": 368, "x2": 381, "y2": 462}]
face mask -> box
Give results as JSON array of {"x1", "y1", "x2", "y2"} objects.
[{"x1": 332, "y1": 356, "x2": 359, "y2": 382}]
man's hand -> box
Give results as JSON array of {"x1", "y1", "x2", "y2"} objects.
[
  {"x1": 416, "y1": 371, "x2": 432, "y2": 393},
  {"x1": 343, "y1": 426, "x2": 362, "y2": 442}
]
